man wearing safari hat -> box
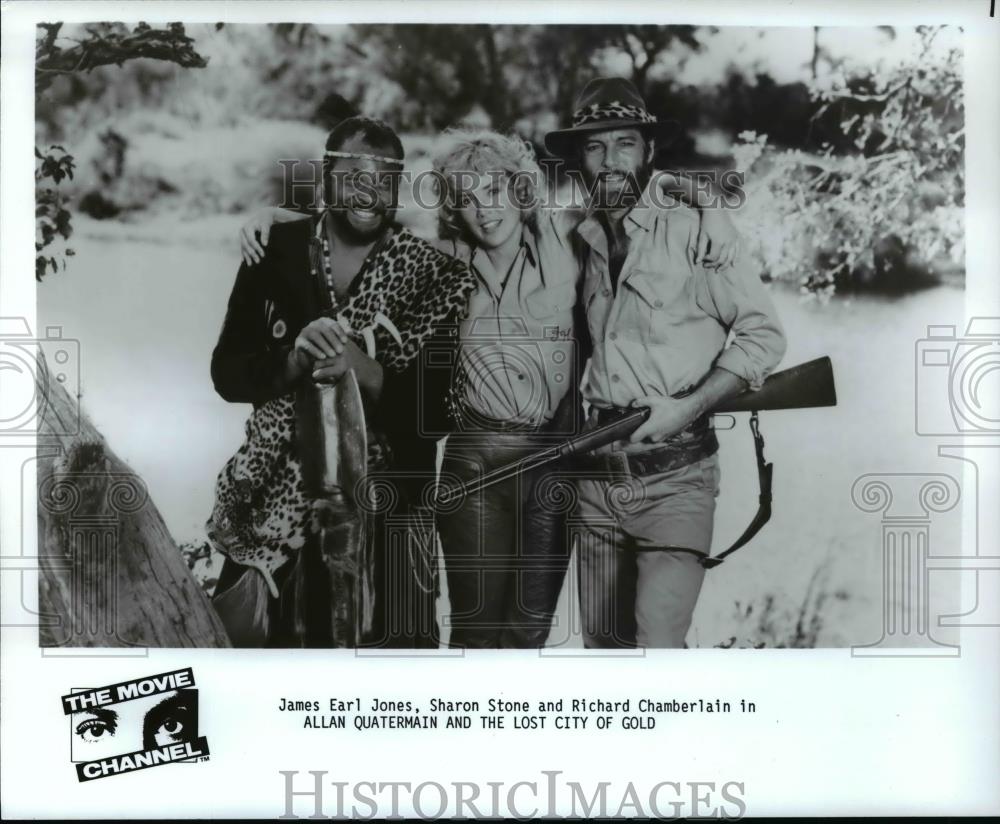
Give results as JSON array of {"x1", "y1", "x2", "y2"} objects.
[{"x1": 545, "y1": 77, "x2": 788, "y2": 648}]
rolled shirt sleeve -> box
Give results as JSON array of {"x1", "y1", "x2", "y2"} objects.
[
  {"x1": 697, "y1": 257, "x2": 787, "y2": 391},
  {"x1": 577, "y1": 188, "x2": 788, "y2": 408}
]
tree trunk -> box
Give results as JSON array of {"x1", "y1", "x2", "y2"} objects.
[
  {"x1": 36, "y1": 358, "x2": 231, "y2": 648},
  {"x1": 811, "y1": 26, "x2": 821, "y2": 80},
  {"x1": 480, "y1": 27, "x2": 508, "y2": 129}
]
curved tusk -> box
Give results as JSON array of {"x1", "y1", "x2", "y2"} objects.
[
  {"x1": 374, "y1": 311, "x2": 403, "y2": 347},
  {"x1": 361, "y1": 327, "x2": 376, "y2": 359},
  {"x1": 261, "y1": 567, "x2": 280, "y2": 600}
]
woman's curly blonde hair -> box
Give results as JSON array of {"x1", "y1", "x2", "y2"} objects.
[{"x1": 432, "y1": 128, "x2": 543, "y2": 241}]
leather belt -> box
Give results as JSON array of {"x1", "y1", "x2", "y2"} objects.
[
  {"x1": 451, "y1": 402, "x2": 549, "y2": 434},
  {"x1": 565, "y1": 424, "x2": 718, "y2": 478},
  {"x1": 592, "y1": 405, "x2": 710, "y2": 439}
]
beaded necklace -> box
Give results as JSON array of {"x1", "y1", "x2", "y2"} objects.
[
  {"x1": 311, "y1": 219, "x2": 341, "y2": 314},
  {"x1": 309, "y1": 215, "x2": 394, "y2": 348}
]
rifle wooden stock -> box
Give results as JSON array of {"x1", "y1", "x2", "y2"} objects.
[
  {"x1": 713, "y1": 356, "x2": 836, "y2": 413},
  {"x1": 434, "y1": 359, "x2": 836, "y2": 508}
]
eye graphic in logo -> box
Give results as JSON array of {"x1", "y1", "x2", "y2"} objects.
[
  {"x1": 75, "y1": 710, "x2": 117, "y2": 744},
  {"x1": 70, "y1": 690, "x2": 198, "y2": 761}
]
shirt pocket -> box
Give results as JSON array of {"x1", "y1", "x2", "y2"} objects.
[
  {"x1": 623, "y1": 269, "x2": 692, "y2": 344},
  {"x1": 524, "y1": 282, "x2": 577, "y2": 321}
]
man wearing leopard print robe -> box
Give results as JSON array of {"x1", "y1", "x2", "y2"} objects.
[{"x1": 208, "y1": 117, "x2": 474, "y2": 648}]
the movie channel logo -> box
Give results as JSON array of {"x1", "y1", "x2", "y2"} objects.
[{"x1": 61, "y1": 668, "x2": 209, "y2": 782}]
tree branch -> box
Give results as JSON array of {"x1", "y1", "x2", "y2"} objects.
[{"x1": 35, "y1": 22, "x2": 207, "y2": 98}]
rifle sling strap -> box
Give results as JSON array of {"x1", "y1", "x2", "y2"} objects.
[{"x1": 700, "y1": 411, "x2": 773, "y2": 570}]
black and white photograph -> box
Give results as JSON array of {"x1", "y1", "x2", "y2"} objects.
[
  {"x1": 29, "y1": 17, "x2": 969, "y2": 651},
  {"x1": 2, "y1": 1, "x2": 998, "y2": 819}
]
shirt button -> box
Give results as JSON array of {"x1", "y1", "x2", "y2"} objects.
[
  {"x1": 609, "y1": 332, "x2": 618, "y2": 341},
  {"x1": 654, "y1": 299, "x2": 664, "y2": 309},
  {"x1": 517, "y1": 374, "x2": 525, "y2": 380},
  {"x1": 611, "y1": 374, "x2": 620, "y2": 383},
  {"x1": 601, "y1": 288, "x2": 611, "y2": 297}
]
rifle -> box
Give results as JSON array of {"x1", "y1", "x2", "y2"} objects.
[
  {"x1": 702, "y1": 356, "x2": 836, "y2": 567},
  {"x1": 435, "y1": 357, "x2": 837, "y2": 567},
  {"x1": 715, "y1": 355, "x2": 836, "y2": 413}
]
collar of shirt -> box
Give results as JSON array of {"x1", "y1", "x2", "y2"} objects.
[
  {"x1": 467, "y1": 223, "x2": 538, "y2": 302},
  {"x1": 575, "y1": 175, "x2": 658, "y2": 259}
]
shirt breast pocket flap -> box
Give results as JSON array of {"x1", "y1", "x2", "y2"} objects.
[
  {"x1": 625, "y1": 270, "x2": 687, "y2": 314},
  {"x1": 525, "y1": 284, "x2": 577, "y2": 320},
  {"x1": 624, "y1": 270, "x2": 687, "y2": 342}
]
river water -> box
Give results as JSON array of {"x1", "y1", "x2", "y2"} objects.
[{"x1": 39, "y1": 216, "x2": 969, "y2": 648}]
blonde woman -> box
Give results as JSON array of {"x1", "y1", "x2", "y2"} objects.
[
  {"x1": 238, "y1": 127, "x2": 741, "y2": 648},
  {"x1": 428, "y1": 129, "x2": 581, "y2": 649}
]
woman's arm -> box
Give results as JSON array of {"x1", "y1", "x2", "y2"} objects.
[
  {"x1": 240, "y1": 207, "x2": 309, "y2": 266},
  {"x1": 653, "y1": 171, "x2": 742, "y2": 270},
  {"x1": 542, "y1": 172, "x2": 743, "y2": 270}
]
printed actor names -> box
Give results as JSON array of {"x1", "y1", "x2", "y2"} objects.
[{"x1": 278, "y1": 695, "x2": 758, "y2": 731}]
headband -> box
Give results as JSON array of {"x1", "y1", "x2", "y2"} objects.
[{"x1": 324, "y1": 150, "x2": 404, "y2": 166}]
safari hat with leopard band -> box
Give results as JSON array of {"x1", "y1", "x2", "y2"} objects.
[{"x1": 544, "y1": 76, "x2": 678, "y2": 157}]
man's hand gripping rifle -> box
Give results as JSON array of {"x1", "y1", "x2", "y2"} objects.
[{"x1": 434, "y1": 357, "x2": 837, "y2": 568}]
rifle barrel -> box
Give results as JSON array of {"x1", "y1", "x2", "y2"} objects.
[{"x1": 432, "y1": 359, "x2": 836, "y2": 506}]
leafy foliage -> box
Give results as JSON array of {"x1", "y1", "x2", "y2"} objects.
[
  {"x1": 35, "y1": 145, "x2": 76, "y2": 280},
  {"x1": 732, "y1": 27, "x2": 963, "y2": 298},
  {"x1": 35, "y1": 21, "x2": 206, "y2": 96},
  {"x1": 34, "y1": 23, "x2": 962, "y2": 296},
  {"x1": 346, "y1": 24, "x2": 703, "y2": 134},
  {"x1": 34, "y1": 22, "x2": 207, "y2": 279},
  {"x1": 712, "y1": 563, "x2": 849, "y2": 649}
]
